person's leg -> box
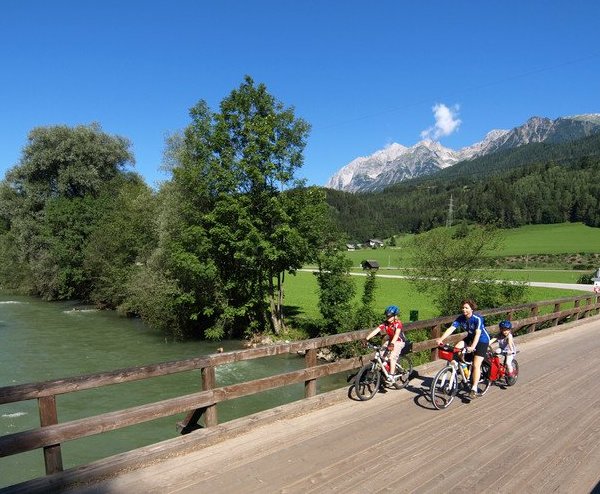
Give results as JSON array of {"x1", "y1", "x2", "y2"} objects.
[
  {"x1": 471, "y1": 355, "x2": 483, "y2": 389},
  {"x1": 506, "y1": 353, "x2": 514, "y2": 374},
  {"x1": 389, "y1": 341, "x2": 404, "y2": 377}
]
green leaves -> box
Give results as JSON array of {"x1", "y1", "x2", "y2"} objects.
[{"x1": 135, "y1": 76, "x2": 324, "y2": 339}]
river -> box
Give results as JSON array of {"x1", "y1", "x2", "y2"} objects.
[{"x1": 0, "y1": 292, "x2": 346, "y2": 488}]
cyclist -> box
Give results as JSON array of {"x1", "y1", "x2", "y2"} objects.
[
  {"x1": 365, "y1": 305, "x2": 405, "y2": 383},
  {"x1": 436, "y1": 299, "x2": 490, "y2": 399},
  {"x1": 490, "y1": 320, "x2": 517, "y2": 376}
]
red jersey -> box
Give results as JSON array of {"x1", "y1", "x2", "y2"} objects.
[{"x1": 378, "y1": 319, "x2": 404, "y2": 340}]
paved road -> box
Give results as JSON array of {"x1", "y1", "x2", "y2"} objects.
[
  {"x1": 301, "y1": 269, "x2": 595, "y2": 292},
  {"x1": 74, "y1": 316, "x2": 600, "y2": 494}
]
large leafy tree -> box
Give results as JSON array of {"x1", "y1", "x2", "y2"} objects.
[
  {"x1": 408, "y1": 225, "x2": 527, "y2": 315},
  {"x1": 0, "y1": 123, "x2": 137, "y2": 299},
  {"x1": 137, "y1": 76, "x2": 327, "y2": 339}
]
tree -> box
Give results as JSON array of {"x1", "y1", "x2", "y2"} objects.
[
  {"x1": 407, "y1": 225, "x2": 527, "y2": 315},
  {"x1": 314, "y1": 246, "x2": 356, "y2": 335},
  {"x1": 352, "y1": 268, "x2": 379, "y2": 330},
  {"x1": 138, "y1": 76, "x2": 326, "y2": 340},
  {"x1": 0, "y1": 123, "x2": 135, "y2": 299},
  {"x1": 83, "y1": 174, "x2": 158, "y2": 308}
]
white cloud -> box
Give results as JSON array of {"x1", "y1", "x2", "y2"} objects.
[{"x1": 420, "y1": 103, "x2": 461, "y2": 140}]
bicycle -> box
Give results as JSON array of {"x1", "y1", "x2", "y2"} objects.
[
  {"x1": 430, "y1": 343, "x2": 491, "y2": 410},
  {"x1": 354, "y1": 342, "x2": 413, "y2": 401},
  {"x1": 485, "y1": 348, "x2": 519, "y2": 386}
]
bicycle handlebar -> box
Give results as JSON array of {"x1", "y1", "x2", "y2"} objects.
[
  {"x1": 438, "y1": 343, "x2": 471, "y2": 354},
  {"x1": 365, "y1": 341, "x2": 390, "y2": 353}
]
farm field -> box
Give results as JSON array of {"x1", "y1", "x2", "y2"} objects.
[
  {"x1": 284, "y1": 270, "x2": 585, "y2": 322},
  {"x1": 290, "y1": 222, "x2": 598, "y2": 325},
  {"x1": 340, "y1": 222, "x2": 600, "y2": 268}
]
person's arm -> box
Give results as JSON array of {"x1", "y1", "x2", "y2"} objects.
[
  {"x1": 507, "y1": 333, "x2": 516, "y2": 353},
  {"x1": 365, "y1": 326, "x2": 381, "y2": 341},
  {"x1": 436, "y1": 323, "x2": 456, "y2": 345},
  {"x1": 390, "y1": 326, "x2": 402, "y2": 347},
  {"x1": 467, "y1": 329, "x2": 481, "y2": 352}
]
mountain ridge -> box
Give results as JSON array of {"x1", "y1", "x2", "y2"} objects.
[{"x1": 325, "y1": 114, "x2": 600, "y2": 192}]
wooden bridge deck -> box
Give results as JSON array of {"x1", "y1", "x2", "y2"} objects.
[{"x1": 13, "y1": 317, "x2": 600, "y2": 493}]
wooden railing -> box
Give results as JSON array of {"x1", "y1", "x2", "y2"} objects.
[{"x1": 0, "y1": 293, "x2": 598, "y2": 479}]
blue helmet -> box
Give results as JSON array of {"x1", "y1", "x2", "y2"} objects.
[
  {"x1": 384, "y1": 305, "x2": 399, "y2": 317},
  {"x1": 499, "y1": 320, "x2": 512, "y2": 330}
]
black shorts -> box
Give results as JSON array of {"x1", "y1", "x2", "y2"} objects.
[{"x1": 464, "y1": 337, "x2": 489, "y2": 358}]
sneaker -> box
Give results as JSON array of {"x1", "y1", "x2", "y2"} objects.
[{"x1": 469, "y1": 390, "x2": 480, "y2": 399}]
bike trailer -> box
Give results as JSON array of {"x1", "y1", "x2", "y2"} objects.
[{"x1": 487, "y1": 354, "x2": 501, "y2": 381}]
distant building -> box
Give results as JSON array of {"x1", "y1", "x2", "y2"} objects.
[
  {"x1": 592, "y1": 268, "x2": 600, "y2": 293},
  {"x1": 366, "y1": 239, "x2": 384, "y2": 249},
  {"x1": 361, "y1": 260, "x2": 380, "y2": 270},
  {"x1": 346, "y1": 244, "x2": 356, "y2": 251}
]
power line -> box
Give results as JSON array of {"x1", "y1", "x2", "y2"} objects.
[{"x1": 446, "y1": 193, "x2": 454, "y2": 228}]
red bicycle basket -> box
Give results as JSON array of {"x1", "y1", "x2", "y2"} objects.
[{"x1": 438, "y1": 346, "x2": 454, "y2": 361}]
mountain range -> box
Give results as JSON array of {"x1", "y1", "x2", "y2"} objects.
[{"x1": 325, "y1": 114, "x2": 600, "y2": 192}]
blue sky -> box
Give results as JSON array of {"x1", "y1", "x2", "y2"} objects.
[{"x1": 1, "y1": 1, "x2": 599, "y2": 188}]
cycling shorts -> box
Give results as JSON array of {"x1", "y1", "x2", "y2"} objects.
[{"x1": 464, "y1": 337, "x2": 489, "y2": 358}]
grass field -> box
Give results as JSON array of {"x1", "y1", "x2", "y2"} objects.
[
  {"x1": 288, "y1": 222, "x2": 598, "y2": 326},
  {"x1": 337, "y1": 222, "x2": 600, "y2": 268},
  {"x1": 493, "y1": 223, "x2": 600, "y2": 256},
  {"x1": 284, "y1": 270, "x2": 585, "y2": 323}
]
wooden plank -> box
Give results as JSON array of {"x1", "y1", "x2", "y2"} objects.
[
  {"x1": 201, "y1": 367, "x2": 217, "y2": 427},
  {"x1": 38, "y1": 396, "x2": 63, "y2": 474},
  {"x1": 304, "y1": 349, "x2": 317, "y2": 398},
  {"x1": 0, "y1": 359, "x2": 363, "y2": 457}
]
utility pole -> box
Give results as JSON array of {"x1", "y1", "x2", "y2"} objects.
[{"x1": 446, "y1": 194, "x2": 454, "y2": 228}]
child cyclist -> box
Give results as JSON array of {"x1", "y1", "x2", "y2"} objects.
[
  {"x1": 490, "y1": 320, "x2": 517, "y2": 376},
  {"x1": 436, "y1": 299, "x2": 490, "y2": 399},
  {"x1": 365, "y1": 305, "x2": 405, "y2": 383}
]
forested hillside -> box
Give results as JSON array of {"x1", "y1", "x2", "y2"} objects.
[{"x1": 325, "y1": 133, "x2": 600, "y2": 241}]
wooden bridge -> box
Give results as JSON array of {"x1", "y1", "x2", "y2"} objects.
[{"x1": 1, "y1": 294, "x2": 600, "y2": 493}]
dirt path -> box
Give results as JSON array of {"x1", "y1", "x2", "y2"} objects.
[{"x1": 70, "y1": 316, "x2": 600, "y2": 494}]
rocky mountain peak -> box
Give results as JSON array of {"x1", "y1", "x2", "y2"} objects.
[{"x1": 326, "y1": 114, "x2": 600, "y2": 192}]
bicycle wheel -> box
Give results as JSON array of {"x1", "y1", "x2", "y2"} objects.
[
  {"x1": 505, "y1": 359, "x2": 519, "y2": 386},
  {"x1": 392, "y1": 355, "x2": 413, "y2": 389},
  {"x1": 477, "y1": 362, "x2": 491, "y2": 396},
  {"x1": 431, "y1": 365, "x2": 457, "y2": 410},
  {"x1": 354, "y1": 362, "x2": 381, "y2": 401}
]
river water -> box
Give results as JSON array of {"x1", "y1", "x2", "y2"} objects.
[{"x1": 0, "y1": 292, "x2": 346, "y2": 487}]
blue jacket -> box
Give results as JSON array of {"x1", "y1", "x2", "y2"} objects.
[{"x1": 451, "y1": 313, "x2": 490, "y2": 344}]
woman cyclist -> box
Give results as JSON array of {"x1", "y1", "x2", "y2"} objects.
[{"x1": 436, "y1": 299, "x2": 490, "y2": 399}]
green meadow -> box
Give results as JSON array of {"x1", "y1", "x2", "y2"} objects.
[
  {"x1": 336, "y1": 222, "x2": 600, "y2": 269},
  {"x1": 493, "y1": 223, "x2": 600, "y2": 256},
  {"x1": 284, "y1": 270, "x2": 584, "y2": 323},
  {"x1": 286, "y1": 223, "x2": 598, "y2": 324}
]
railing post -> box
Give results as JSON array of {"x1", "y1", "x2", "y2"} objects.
[
  {"x1": 574, "y1": 299, "x2": 581, "y2": 320},
  {"x1": 201, "y1": 366, "x2": 218, "y2": 427},
  {"x1": 430, "y1": 324, "x2": 441, "y2": 361},
  {"x1": 38, "y1": 395, "x2": 63, "y2": 474},
  {"x1": 584, "y1": 297, "x2": 592, "y2": 318},
  {"x1": 304, "y1": 348, "x2": 317, "y2": 398},
  {"x1": 528, "y1": 306, "x2": 539, "y2": 333},
  {"x1": 553, "y1": 302, "x2": 561, "y2": 326}
]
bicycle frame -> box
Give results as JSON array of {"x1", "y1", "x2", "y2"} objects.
[
  {"x1": 353, "y1": 342, "x2": 413, "y2": 401},
  {"x1": 431, "y1": 344, "x2": 491, "y2": 409}
]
